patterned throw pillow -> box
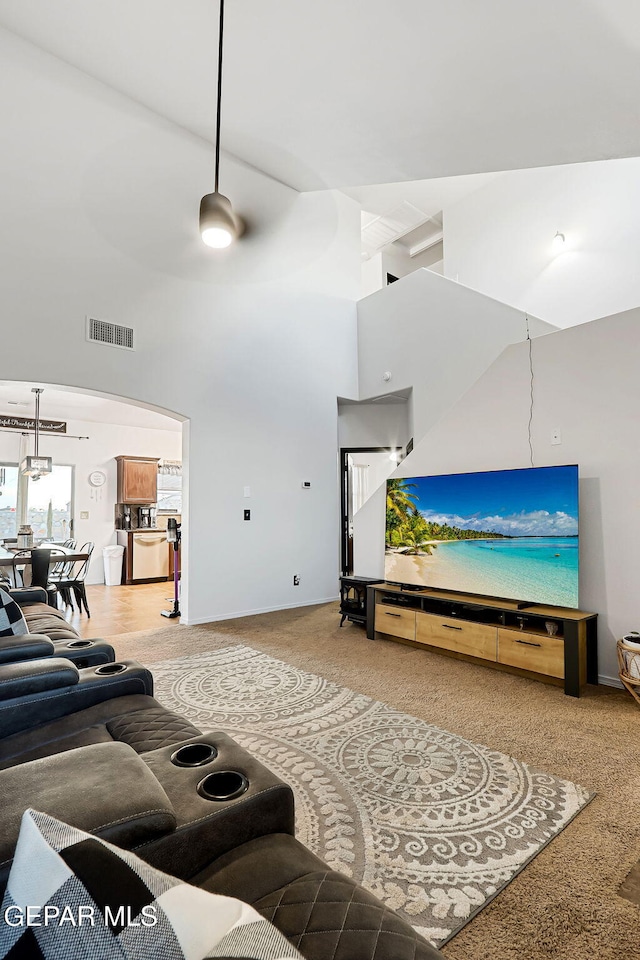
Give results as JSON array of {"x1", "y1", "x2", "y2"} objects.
[
  {"x1": 0, "y1": 587, "x2": 27, "y2": 638},
  {"x1": 0, "y1": 809, "x2": 303, "y2": 960}
]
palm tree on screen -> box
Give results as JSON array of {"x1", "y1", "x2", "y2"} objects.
[{"x1": 386, "y1": 478, "x2": 418, "y2": 520}]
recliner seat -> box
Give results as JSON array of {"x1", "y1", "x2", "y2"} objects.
[
  {"x1": 6, "y1": 587, "x2": 115, "y2": 666},
  {"x1": 0, "y1": 693, "x2": 199, "y2": 770}
]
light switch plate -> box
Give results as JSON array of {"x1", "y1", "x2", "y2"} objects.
[{"x1": 80, "y1": 511, "x2": 89, "y2": 520}]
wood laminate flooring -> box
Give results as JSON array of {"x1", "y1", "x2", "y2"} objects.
[{"x1": 63, "y1": 581, "x2": 181, "y2": 639}]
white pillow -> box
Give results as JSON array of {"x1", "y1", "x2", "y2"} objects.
[
  {"x1": 0, "y1": 587, "x2": 28, "y2": 638},
  {"x1": 0, "y1": 809, "x2": 303, "y2": 960}
]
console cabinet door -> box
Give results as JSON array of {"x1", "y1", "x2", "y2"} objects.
[
  {"x1": 416, "y1": 612, "x2": 497, "y2": 660},
  {"x1": 497, "y1": 628, "x2": 564, "y2": 678},
  {"x1": 375, "y1": 604, "x2": 416, "y2": 640}
]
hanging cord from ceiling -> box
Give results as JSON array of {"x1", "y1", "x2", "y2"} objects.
[
  {"x1": 525, "y1": 315, "x2": 534, "y2": 468},
  {"x1": 214, "y1": 0, "x2": 225, "y2": 194}
]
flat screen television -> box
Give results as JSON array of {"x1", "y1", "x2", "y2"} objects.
[{"x1": 385, "y1": 464, "x2": 579, "y2": 608}]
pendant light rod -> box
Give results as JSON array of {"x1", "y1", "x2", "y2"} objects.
[
  {"x1": 33, "y1": 387, "x2": 42, "y2": 458},
  {"x1": 214, "y1": 0, "x2": 225, "y2": 194}
]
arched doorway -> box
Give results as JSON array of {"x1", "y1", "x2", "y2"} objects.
[{"x1": 0, "y1": 380, "x2": 187, "y2": 636}]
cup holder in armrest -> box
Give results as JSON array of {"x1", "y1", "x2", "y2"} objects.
[
  {"x1": 66, "y1": 640, "x2": 93, "y2": 648},
  {"x1": 197, "y1": 770, "x2": 249, "y2": 802},
  {"x1": 171, "y1": 743, "x2": 218, "y2": 768},
  {"x1": 94, "y1": 663, "x2": 127, "y2": 676}
]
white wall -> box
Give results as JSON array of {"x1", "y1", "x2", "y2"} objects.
[
  {"x1": 360, "y1": 246, "x2": 443, "y2": 298},
  {"x1": 382, "y1": 244, "x2": 443, "y2": 282},
  {"x1": 0, "y1": 28, "x2": 360, "y2": 623},
  {"x1": 0, "y1": 420, "x2": 181, "y2": 583},
  {"x1": 338, "y1": 401, "x2": 409, "y2": 451},
  {"x1": 354, "y1": 307, "x2": 640, "y2": 685},
  {"x1": 444, "y1": 158, "x2": 640, "y2": 328},
  {"x1": 361, "y1": 254, "x2": 384, "y2": 298},
  {"x1": 357, "y1": 268, "x2": 555, "y2": 442}
]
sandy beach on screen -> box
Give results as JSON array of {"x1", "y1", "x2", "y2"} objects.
[{"x1": 385, "y1": 544, "x2": 459, "y2": 589}]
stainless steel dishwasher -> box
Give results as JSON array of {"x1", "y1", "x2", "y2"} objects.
[{"x1": 131, "y1": 531, "x2": 168, "y2": 580}]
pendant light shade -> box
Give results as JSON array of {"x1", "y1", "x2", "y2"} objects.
[
  {"x1": 200, "y1": 191, "x2": 239, "y2": 248},
  {"x1": 200, "y1": 0, "x2": 241, "y2": 249}
]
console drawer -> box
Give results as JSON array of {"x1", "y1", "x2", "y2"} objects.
[
  {"x1": 416, "y1": 613, "x2": 497, "y2": 660},
  {"x1": 375, "y1": 604, "x2": 416, "y2": 640},
  {"x1": 498, "y1": 628, "x2": 564, "y2": 678}
]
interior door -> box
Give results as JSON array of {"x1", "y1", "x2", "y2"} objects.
[{"x1": 340, "y1": 447, "x2": 402, "y2": 575}]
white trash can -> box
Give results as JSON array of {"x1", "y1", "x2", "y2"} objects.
[{"x1": 103, "y1": 545, "x2": 124, "y2": 586}]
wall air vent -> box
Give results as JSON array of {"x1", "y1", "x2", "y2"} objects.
[{"x1": 86, "y1": 317, "x2": 135, "y2": 351}]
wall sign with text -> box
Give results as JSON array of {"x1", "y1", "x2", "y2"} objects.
[{"x1": 0, "y1": 415, "x2": 67, "y2": 433}]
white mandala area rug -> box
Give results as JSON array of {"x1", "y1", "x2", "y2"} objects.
[{"x1": 151, "y1": 645, "x2": 593, "y2": 947}]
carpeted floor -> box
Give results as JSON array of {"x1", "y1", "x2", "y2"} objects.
[
  {"x1": 150, "y1": 644, "x2": 593, "y2": 948},
  {"x1": 108, "y1": 602, "x2": 640, "y2": 959}
]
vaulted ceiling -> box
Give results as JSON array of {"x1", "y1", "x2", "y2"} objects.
[{"x1": 0, "y1": 0, "x2": 639, "y2": 191}]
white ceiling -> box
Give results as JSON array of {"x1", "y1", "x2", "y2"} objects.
[
  {"x1": 0, "y1": 1, "x2": 639, "y2": 191},
  {"x1": 0, "y1": 383, "x2": 182, "y2": 431},
  {"x1": 347, "y1": 174, "x2": 500, "y2": 221}
]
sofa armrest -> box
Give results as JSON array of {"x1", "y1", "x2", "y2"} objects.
[
  {"x1": 0, "y1": 658, "x2": 78, "y2": 701},
  {"x1": 139, "y1": 732, "x2": 295, "y2": 880},
  {"x1": 8, "y1": 587, "x2": 49, "y2": 607},
  {"x1": 0, "y1": 634, "x2": 55, "y2": 665},
  {"x1": 0, "y1": 742, "x2": 177, "y2": 889}
]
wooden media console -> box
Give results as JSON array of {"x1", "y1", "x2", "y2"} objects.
[{"x1": 366, "y1": 582, "x2": 597, "y2": 697}]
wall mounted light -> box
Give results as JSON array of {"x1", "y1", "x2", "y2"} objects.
[
  {"x1": 551, "y1": 231, "x2": 566, "y2": 254},
  {"x1": 199, "y1": 0, "x2": 242, "y2": 248}
]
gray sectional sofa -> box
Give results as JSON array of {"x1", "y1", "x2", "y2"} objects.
[{"x1": 0, "y1": 595, "x2": 443, "y2": 960}]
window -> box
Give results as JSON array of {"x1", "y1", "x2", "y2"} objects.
[
  {"x1": 0, "y1": 464, "x2": 19, "y2": 539},
  {"x1": 26, "y1": 465, "x2": 74, "y2": 540},
  {"x1": 157, "y1": 461, "x2": 182, "y2": 514},
  {"x1": 0, "y1": 462, "x2": 73, "y2": 541}
]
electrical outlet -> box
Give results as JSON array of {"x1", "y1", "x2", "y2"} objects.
[
  {"x1": 80, "y1": 511, "x2": 89, "y2": 520},
  {"x1": 551, "y1": 429, "x2": 562, "y2": 445},
  {"x1": 244, "y1": 509, "x2": 251, "y2": 521},
  {"x1": 293, "y1": 575, "x2": 300, "y2": 586}
]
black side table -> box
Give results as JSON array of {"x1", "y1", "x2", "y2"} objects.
[{"x1": 339, "y1": 576, "x2": 383, "y2": 628}]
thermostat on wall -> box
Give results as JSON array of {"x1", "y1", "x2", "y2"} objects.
[{"x1": 301, "y1": 481, "x2": 311, "y2": 489}]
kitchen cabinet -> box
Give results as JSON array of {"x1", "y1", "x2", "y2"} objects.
[{"x1": 116, "y1": 456, "x2": 159, "y2": 504}]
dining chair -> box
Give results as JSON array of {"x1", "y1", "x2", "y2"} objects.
[
  {"x1": 31, "y1": 547, "x2": 69, "y2": 607},
  {"x1": 49, "y1": 542, "x2": 94, "y2": 616},
  {"x1": 10, "y1": 551, "x2": 32, "y2": 590}
]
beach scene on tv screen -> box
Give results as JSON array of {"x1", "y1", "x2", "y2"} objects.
[{"x1": 385, "y1": 465, "x2": 579, "y2": 608}]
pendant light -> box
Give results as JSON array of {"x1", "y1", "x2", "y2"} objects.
[
  {"x1": 20, "y1": 388, "x2": 52, "y2": 481},
  {"x1": 200, "y1": 0, "x2": 240, "y2": 248}
]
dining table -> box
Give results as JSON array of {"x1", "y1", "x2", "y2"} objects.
[{"x1": 0, "y1": 545, "x2": 90, "y2": 589}]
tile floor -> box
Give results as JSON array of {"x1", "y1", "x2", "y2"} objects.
[{"x1": 62, "y1": 581, "x2": 182, "y2": 638}]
